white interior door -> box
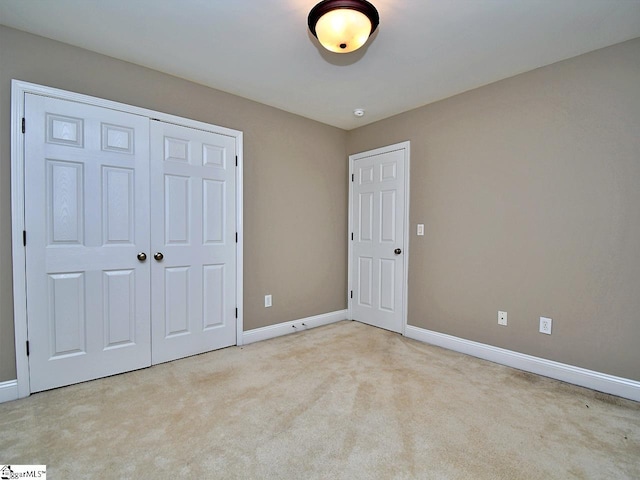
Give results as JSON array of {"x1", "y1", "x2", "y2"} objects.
[
  {"x1": 150, "y1": 120, "x2": 237, "y2": 364},
  {"x1": 351, "y1": 145, "x2": 408, "y2": 333},
  {"x1": 24, "y1": 93, "x2": 151, "y2": 392}
]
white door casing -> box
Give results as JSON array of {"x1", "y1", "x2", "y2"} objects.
[
  {"x1": 11, "y1": 80, "x2": 244, "y2": 398},
  {"x1": 349, "y1": 143, "x2": 410, "y2": 334},
  {"x1": 150, "y1": 121, "x2": 237, "y2": 364},
  {"x1": 24, "y1": 94, "x2": 152, "y2": 392}
]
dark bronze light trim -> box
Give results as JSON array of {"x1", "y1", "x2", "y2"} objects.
[{"x1": 308, "y1": 0, "x2": 380, "y2": 39}]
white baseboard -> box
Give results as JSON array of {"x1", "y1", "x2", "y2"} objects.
[
  {"x1": 242, "y1": 310, "x2": 348, "y2": 345},
  {"x1": 405, "y1": 325, "x2": 640, "y2": 402},
  {"x1": 0, "y1": 380, "x2": 19, "y2": 404}
]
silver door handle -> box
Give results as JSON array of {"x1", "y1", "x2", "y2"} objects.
[
  {"x1": 137, "y1": 252, "x2": 147, "y2": 262},
  {"x1": 154, "y1": 252, "x2": 164, "y2": 261},
  {"x1": 394, "y1": 248, "x2": 402, "y2": 255}
]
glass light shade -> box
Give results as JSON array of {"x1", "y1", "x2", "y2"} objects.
[{"x1": 314, "y1": 8, "x2": 372, "y2": 53}]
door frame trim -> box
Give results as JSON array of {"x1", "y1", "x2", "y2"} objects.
[
  {"x1": 347, "y1": 141, "x2": 410, "y2": 335},
  {"x1": 10, "y1": 79, "x2": 244, "y2": 399}
]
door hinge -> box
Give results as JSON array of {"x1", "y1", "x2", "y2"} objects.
[
  {"x1": 235, "y1": 308, "x2": 238, "y2": 319},
  {"x1": 351, "y1": 232, "x2": 354, "y2": 241},
  {"x1": 236, "y1": 155, "x2": 238, "y2": 167},
  {"x1": 351, "y1": 173, "x2": 354, "y2": 182},
  {"x1": 22, "y1": 117, "x2": 26, "y2": 134},
  {"x1": 235, "y1": 232, "x2": 238, "y2": 243},
  {"x1": 26, "y1": 341, "x2": 30, "y2": 356},
  {"x1": 350, "y1": 290, "x2": 353, "y2": 299},
  {"x1": 23, "y1": 230, "x2": 26, "y2": 246}
]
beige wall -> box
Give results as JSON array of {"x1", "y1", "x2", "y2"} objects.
[
  {"x1": 348, "y1": 38, "x2": 640, "y2": 381},
  {"x1": 2, "y1": 25, "x2": 639, "y2": 385},
  {"x1": 0, "y1": 26, "x2": 348, "y2": 382}
]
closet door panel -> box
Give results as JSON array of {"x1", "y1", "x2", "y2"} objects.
[
  {"x1": 25, "y1": 94, "x2": 151, "y2": 392},
  {"x1": 150, "y1": 120, "x2": 237, "y2": 364}
]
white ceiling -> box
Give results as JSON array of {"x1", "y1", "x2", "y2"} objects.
[{"x1": 1, "y1": 0, "x2": 640, "y2": 130}]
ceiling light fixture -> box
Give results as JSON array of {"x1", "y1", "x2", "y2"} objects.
[{"x1": 308, "y1": 0, "x2": 379, "y2": 54}]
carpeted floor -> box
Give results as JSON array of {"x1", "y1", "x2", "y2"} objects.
[{"x1": 1, "y1": 320, "x2": 639, "y2": 479}]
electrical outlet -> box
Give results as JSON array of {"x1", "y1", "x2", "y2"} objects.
[
  {"x1": 265, "y1": 295, "x2": 272, "y2": 308},
  {"x1": 498, "y1": 311, "x2": 507, "y2": 326},
  {"x1": 539, "y1": 316, "x2": 552, "y2": 335}
]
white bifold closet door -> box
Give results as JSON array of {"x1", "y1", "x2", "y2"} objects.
[
  {"x1": 149, "y1": 120, "x2": 236, "y2": 364},
  {"x1": 24, "y1": 94, "x2": 237, "y2": 393},
  {"x1": 24, "y1": 94, "x2": 151, "y2": 392}
]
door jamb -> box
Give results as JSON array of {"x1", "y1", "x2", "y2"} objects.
[
  {"x1": 347, "y1": 141, "x2": 411, "y2": 335},
  {"x1": 10, "y1": 79, "x2": 244, "y2": 399}
]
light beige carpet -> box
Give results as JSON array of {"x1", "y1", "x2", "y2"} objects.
[{"x1": 1, "y1": 320, "x2": 638, "y2": 479}]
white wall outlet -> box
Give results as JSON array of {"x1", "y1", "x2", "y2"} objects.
[
  {"x1": 265, "y1": 295, "x2": 272, "y2": 308},
  {"x1": 539, "y1": 316, "x2": 552, "y2": 334},
  {"x1": 417, "y1": 224, "x2": 425, "y2": 236},
  {"x1": 498, "y1": 311, "x2": 507, "y2": 326}
]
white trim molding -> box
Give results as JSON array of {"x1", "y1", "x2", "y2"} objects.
[
  {"x1": 0, "y1": 381, "x2": 19, "y2": 404},
  {"x1": 405, "y1": 325, "x2": 640, "y2": 402},
  {"x1": 242, "y1": 310, "x2": 348, "y2": 345}
]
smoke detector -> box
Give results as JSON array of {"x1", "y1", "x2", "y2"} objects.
[{"x1": 353, "y1": 108, "x2": 365, "y2": 117}]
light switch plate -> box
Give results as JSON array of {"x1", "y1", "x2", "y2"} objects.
[{"x1": 417, "y1": 224, "x2": 424, "y2": 236}]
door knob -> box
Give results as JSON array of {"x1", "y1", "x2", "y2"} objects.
[
  {"x1": 137, "y1": 252, "x2": 147, "y2": 262},
  {"x1": 394, "y1": 248, "x2": 402, "y2": 255},
  {"x1": 154, "y1": 252, "x2": 164, "y2": 261}
]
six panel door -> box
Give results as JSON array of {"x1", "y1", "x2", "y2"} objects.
[
  {"x1": 24, "y1": 94, "x2": 239, "y2": 392},
  {"x1": 24, "y1": 94, "x2": 152, "y2": 392},
  {"x1": 351, "y1": 148, "x2": 406, "y2": 333},
  {"x1": 149, "y1": 121, "x2": 237, "y2": 364}
]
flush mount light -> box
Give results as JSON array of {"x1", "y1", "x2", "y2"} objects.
[{"x1": 308, "y1": 0, "x2": 379, "y2": 54}]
